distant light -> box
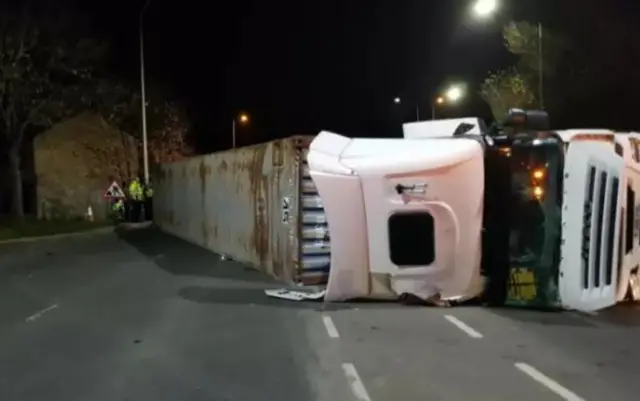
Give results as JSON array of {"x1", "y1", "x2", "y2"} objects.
[
  {"x1": 394, "y1": 97, "x2": 401, "y2": 104},
  {"x1": 533, "y1": 186, "x2": 544, "y2": 199},
  {"x1": 436, "y1": 96, "x2": 444, "y2": 104},
  {"x1": 445, "y1": 85, "x2": 464, "y2": 102},
  {"x1": 239, "y1": 113, "x2": 249, "y2": 123},
  {"x1": 532, "y1": 169, "x2": 545, "y2": 180},
  {"x1": 472, "y1": 0, "x2": 498, "y2": 18},
  {"x1": 498, "y1": 147, "x2": 511, "y2": 157}
]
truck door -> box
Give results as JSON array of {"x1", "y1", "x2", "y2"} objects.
[{"x1": 560, "y1": 140, "x2": 623, "y2": 312}]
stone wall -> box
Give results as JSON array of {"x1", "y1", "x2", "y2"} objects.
[{"x1": 34, "y1": 113, "x2": 139, "y2": 220}]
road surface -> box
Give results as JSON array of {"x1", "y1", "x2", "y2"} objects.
[{"x1": 0, "y1": 228, "x2": 638, "y2": 400}]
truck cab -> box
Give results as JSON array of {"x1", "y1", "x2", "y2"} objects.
[{"x1": 306, "y1": 109, "x2": 633, "y2": 312}]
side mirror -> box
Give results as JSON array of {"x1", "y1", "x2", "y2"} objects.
[{"x1": 505, "y1": 109, "x2": 549, "y2": 131}]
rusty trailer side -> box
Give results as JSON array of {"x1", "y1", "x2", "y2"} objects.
[{"x1": 154, "y1": 136, "x2": 329, "y2": 284}]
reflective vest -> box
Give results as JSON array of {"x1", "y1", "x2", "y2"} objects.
[
  {"x1": 113, "y1": 199, "x2": 124, "y2": 211},
  {"x1": 129, "y1": 180, "x2": 143, "y2": 201}
]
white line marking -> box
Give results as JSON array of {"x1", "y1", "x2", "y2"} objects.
[
  {"x1": 515, "y1": 362, "x2": 585, "y2": 401},
  {"x1": 443, "y1": 314, "x2": 483, "y2": 338},
  {"x1": 322, "y1": 315, "x2": 340, "y2": 338},
  {"x1": 26, "y1": 304, "x2": 58, "y2": 323},
  {"x1": 342, "y1": 363, "x2": 372, "y2": 401}
]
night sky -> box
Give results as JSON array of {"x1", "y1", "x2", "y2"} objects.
[{"x1": 87, "y1": 0, "x2": 640, "y2": 152}]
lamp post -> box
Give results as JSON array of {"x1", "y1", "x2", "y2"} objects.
[
  {"x1": 432, "y1": 96, "x2": 444, "y2": 120},
  {"x1": 536, "y1": 21, "x2": 544, "y2": 110},
  {"x1": 232, "y1": 112, "x2": 249, "y2": 148},
  {"x1": 432, "y1": 84, "x2": 465, "y2": 119},
  {"x1": 139, "y1": 0, "x2": 151, "y2": 183},
  {"x1": 471, "y1": 0, "x2": 544, "y2": 109},
  {"x1": 394, "y1": 97, "x2": 421, "y2": 121}
]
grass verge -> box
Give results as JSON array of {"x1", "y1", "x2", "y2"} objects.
[{"x1": 0, "y1": 216, "x2": 111, "y2": 241}]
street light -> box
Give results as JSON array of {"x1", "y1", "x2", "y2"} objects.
[
  {"x1": 431, "y1": 96, "x2": 445, "y2": 120},
  {"x1": 472, "y1": 0, "x2": 498, "y2": 18},
  {"x1": 470, "y1": 0, "x2": 544, "y2": 109},
  {"x1": 432, "y1": 84, "x2": 465, "y2": 119},
  {"x1": 445, "y1": 85, "x2": 464, "y2": 102},
  {"x1": 392, "y1": 97, "x2": 421, "y2": 121},
  {"x1": 139, "y1": 0, "x2": 151, "y2": 184},
  {"x1": 232, "y1": 112, "x2": 249, "y2": 148}
]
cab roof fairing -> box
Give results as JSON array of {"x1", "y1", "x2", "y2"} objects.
[{"x1": 308, "y1": 131, "x2": 484, "y2": 178}]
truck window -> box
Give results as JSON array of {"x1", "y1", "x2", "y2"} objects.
[
  {"x1": 509, "y1": 144, "x2": 561, "y2": 265},
  {"x1": 388, "y1": 212, "x2": 435, "y2": 266}
]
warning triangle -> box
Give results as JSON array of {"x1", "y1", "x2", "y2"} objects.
[{"x1": 104, "y1": 181, "x2": 125, "y2": 198}]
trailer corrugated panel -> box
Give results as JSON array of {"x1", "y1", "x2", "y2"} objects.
[
  {"x1": 297, "y1": 146, "x2": 331, "y2": 285},
  {"x1": 155, "y1": 137, "x2": 306, "y2": 281}
]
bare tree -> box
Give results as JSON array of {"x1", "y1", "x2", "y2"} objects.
[
  {"x1": 93, "y1": 79, "x2": 193, "y2": 167},
  {"x1": 0, "y1": 4, "x2": 106, "y2": 217},
  {"x1": 502, "y1": 21, "x2": 567, "y2": 78},
  {"x1": 146, "y1": 100, "x2": 194, "y2": 164},
  {"x1": 480, "y1": 66, "x2": 536, "y2": 120}
]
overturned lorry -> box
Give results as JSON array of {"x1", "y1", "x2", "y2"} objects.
[
  {"x1": 154, "y1": 109, "x2": 640, "y2": 312},
  {"x1": 305, "y1": 109, "x2": 640, "y2": 312}
]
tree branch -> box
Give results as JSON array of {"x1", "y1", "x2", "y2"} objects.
[{"x1": 15, "y1": 5, "x2": 30, "y2": 61}]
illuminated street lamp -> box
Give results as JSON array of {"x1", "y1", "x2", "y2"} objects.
[
  {"x1": 393, "y1": 97, "x2": 421, "y2": 121},
  {"x1": 232, "y1": 112, "x2": 249, "y2": 148},
  {"x1": 139, "y1": 0, "x2": 152, "y2": 183},
  {"x1": 445, "y1": 85, "x2": 464, "y2": 102},
  {"x1": 470, "y1": 0, "x2": 544, "y2": 109},
  {"x1": 472, "y1": 0, "x2": 498, "y2": 18},
  {"x1": 432, "y1": 84, "x2": 465, "y2": 119}
]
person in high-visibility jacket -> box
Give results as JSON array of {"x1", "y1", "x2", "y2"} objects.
[
  {"x1": 112, "y1": 199, "x2": 125, "y2": 222},
  {"x1": 128, "y1": 177, "x2": 144, "y2": 222},
  {"x1": 121, "y1": 180, "x2": 130, "y2": 221},
  {"x1": 144, "y1": 178, "x2": 153, "y2": 221}
]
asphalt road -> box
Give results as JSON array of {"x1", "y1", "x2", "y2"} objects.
[{"x1": 0, "y1": 228, "x2": 638, "y2": 401}]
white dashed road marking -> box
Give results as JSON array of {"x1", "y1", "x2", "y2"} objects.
[
  {"x1": 342, "y1": 363, "x2": 372, "y2": 401},
  {"x1": 443, "y1": 314, "x2": 483, "y2": 338},
  {"x1": 26, "y1": 304, "x2": 58, "y2": 323},
  {"x1": 322, "y1": 315, "x2": 340, "y2": 338},
  {"x1": 515, "y1": 362, "x2": 586, "y2": 401}
]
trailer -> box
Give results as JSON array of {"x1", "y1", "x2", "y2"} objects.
[{"x1": 153, "y1": 136, "x2": 333, "y2": 285}]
